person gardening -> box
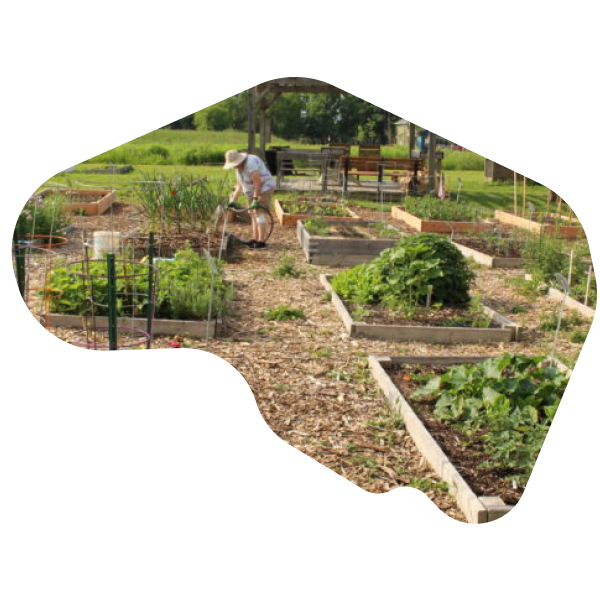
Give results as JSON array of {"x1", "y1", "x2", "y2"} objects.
[{"x1": 223, "y1": 149, "x2": 275, "y2": 249}]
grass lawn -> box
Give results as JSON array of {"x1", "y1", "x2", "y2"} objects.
[
  {"x1": 36, "y1": 127, "x2": 569, "y2": 218},
  {"x1": 345, "y1": 170, "x2": 553, "y2": 214}
]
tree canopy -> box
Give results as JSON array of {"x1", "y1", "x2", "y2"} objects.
[{"x1": 164, "y1": 91, "x2": 400, "y2": 144}]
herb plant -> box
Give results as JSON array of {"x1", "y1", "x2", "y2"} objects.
[
  {"x1": 45, "y1": 248, "x2": 231, "y2": 321},
  {"x1": 16, "y1": 194, "x2": 71, "y2": 237}
]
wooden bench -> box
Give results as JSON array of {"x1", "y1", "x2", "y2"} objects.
[
  {"x1": 342, "y1": 156, "x2": 423, "y2": 180},
  {"x1": 341, "y1": 156, "x2": 423, "y2": 194}
]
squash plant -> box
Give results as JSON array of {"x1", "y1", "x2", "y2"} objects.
[
  {"x1": 332, "y1": 233, "x2": 475, "y2": 310},
  {"x1": 412, "y1": 354, "x2": 568, "y2": 486}
]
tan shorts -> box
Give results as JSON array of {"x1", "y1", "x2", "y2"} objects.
[{"x1": 256, "y1": 188, "x2": 274, "y2": 211}]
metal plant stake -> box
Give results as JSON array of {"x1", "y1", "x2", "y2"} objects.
[{"x1": 550, "y1": 273, "x2": 570, "y2": 364}]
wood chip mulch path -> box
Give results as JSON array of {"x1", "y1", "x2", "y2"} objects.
[{"x1": 33, "y1": 202, "x2": 591, "y2": 522}]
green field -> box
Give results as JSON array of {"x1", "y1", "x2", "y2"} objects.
[
  {"x1": 83, "y1": 128, "x2": 485, "y2": 169},
  {"x1": 38, "y1": 127, "x2": 561, "y2": 216}
]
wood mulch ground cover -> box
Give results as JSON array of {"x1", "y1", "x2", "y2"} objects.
[{"x1": 25, "y1": 199, "x2": 592, "y2": 521}]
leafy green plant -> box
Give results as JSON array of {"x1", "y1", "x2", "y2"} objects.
[
  {"x1": 332, "y1": 233, "x2": 475, "y2": 310},
  {"x1": 304, "y1": 217, "x2": 330, "y2": 236},
  {"x1": 441, "y1": 297, "x2": 492, "y2": 328},
  {"x1": 522, "y1": 233, "x2": 568, "y2": 285},
  {"x1": 412, "y1": 354, "x2": 569, "y2": 486},
  {"x1": 264, "y1": 304, "x2": 305, "y2": 321},
  {"x1": 540, "y1": 312, "x2": 583, "y2": 332},
  {"x1": 351, "y1": 306, "x2": 373, "y2": 320},
  {"x1": 521, "y1": 234, "x2": 594, "y2": 307},
  {"x1": 456, "y1": 229, "x2": 526, "y2": 257},
  {"x1": 16, "y1": 194, "x2": 71, "y2": 237},
  {"x1": 273, "y1": 252, "x2": 302, "y2": 278},
  {"x1": 283, "y1": 200, "x2": 349, "y2": 217},
  {"x1": 45, "y1": 248, "x2": 231, "y2": 321},
  {"x1": 403, "y1": 196, "x2": 492, "y2": 222},
  {"x1": 371, "y1": 222, "x2": 403, "y2": 239},
  {"x1": 570, "y1": 330, "x2": 588, "y2": 344}
]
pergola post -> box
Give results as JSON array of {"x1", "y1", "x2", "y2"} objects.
[
  {"x1": 247, "y1": 87, "x2": 257, "y2": 153},
  {"x1": 258, "y1": 109, "x2": 267, "y2": 159},
  {"x1": 259, "y1": 92, "x2": 279, "y2": 158},
  {"x1": 427, "y1": 131, "x2": 437, "y2": 192},
  {"x1": 408, "y1": 122, "x2": 416, "y2": 157},
  {"x1": 248, "y1": 78, "x2": 344, "y2": 155}
]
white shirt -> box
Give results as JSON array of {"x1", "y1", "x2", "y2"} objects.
[{"x1": 236, "y1": 155, "x2": 275, "y2": 197}]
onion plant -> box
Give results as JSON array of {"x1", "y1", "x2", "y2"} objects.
[{"x1": 136, "y1": 172, "x2": 228, "y2": 234}]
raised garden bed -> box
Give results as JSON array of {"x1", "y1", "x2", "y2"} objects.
[
  {"x1": 321, "y1": 275, "x2": 519, "y2": 344},
  {"x1": 524, "y1": 274, "x2": 596, "y2": 318},
  {"x1": 392, "y1": 206, "x2": 494, "y2": 234},
  {"x1": 495, "y1": 210, "x2": 584, "y2": 239},
  {"x1": 45, "y1": 313, "x2": 221, "y2": 339},
  {"x1": 369, "y1": 354, "x2": 569, "y2": 523},
  {"x1": 274, "y1": 198, "x2": 360, "y2": 227},
  {"x1": 546, "y1": 287, "x2": 596, "y2": 318},
  {"x1": 451, "y1": 236, "x2": 524, "y2": 269},
  {"x1": 297, "y1": 219, "x2": 402, "y2": 266},
  {"x1": 42, "y1": 248, "x2": 230, "y2": 342},
  {"x1": 33, "y1": 188, "x2": 116, "y2": 216}
]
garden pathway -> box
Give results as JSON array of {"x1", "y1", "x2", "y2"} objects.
[{"x1": 42, "y1": 203, "x2": 590, "y2": 521}]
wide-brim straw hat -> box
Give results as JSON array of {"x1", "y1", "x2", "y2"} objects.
[{"x1": 223, "y1": 149, "x2": 248, "y2": 169}]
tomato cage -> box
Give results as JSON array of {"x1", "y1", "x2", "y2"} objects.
[
  {"x1": 12, "y1": 230, "x2": 63, "y2": 324},
  {"x1": 48, "y1": 252, "x2": 158, "y2": 351}
]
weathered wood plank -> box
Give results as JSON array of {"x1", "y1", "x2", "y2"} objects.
[
  {"x1": 368, "y1": 355, "x2": 494, "y2": 524},
  {"x1": 321, "y1": 275, "x2": 518, "y2": 344},
  {"x1": 495, "y1": 210, "x2": 585, "y2": 239},
  {"x1": 392, "y1": 206, "x2": 494, "y2": 234},
  {"x1": 46, "y1": 314, "x2": 220, "y2": 339}
]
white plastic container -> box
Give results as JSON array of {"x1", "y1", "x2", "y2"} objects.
[{"x1": 93, "y1": 231, "x2": 121, "y2": 258}]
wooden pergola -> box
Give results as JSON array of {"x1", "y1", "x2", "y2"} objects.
[
  {"x1": 247, "y1": 77, "x2": 343, "y2": 156},
  {"x1": 247, "y1": 77, "x2": 438, "y2": 191}
]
